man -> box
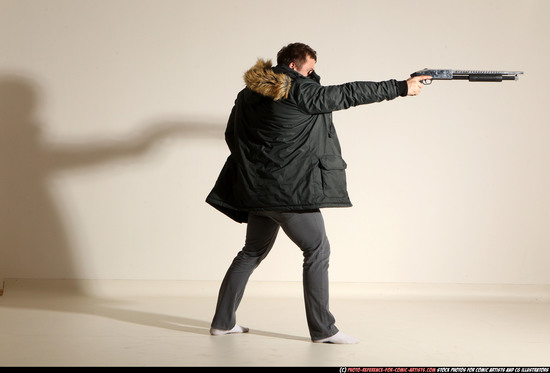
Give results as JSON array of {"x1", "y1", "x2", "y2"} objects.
[{"x1": 206, "y1": 42, "x2": 429, "y2": 344}]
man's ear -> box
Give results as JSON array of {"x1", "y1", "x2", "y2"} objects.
[{"x1": 289, "y1": 62, "x2": 297, "y2": 71}]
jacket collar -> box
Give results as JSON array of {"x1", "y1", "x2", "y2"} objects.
[{"x1": 273, "y1": 64, "x2": 321, "y2": 84}]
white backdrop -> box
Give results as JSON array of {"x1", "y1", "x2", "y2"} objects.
[{"x1": 1, "y1": 0, "x2": 548, "y2": 285}]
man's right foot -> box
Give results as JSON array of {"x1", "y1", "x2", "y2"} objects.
[{"x1": 313, "y1": 331, "x2": 359, "y2": 344}]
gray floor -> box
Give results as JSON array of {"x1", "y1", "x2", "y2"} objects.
[{"x1": 1, "y1": 279, "x2": 549, "y2": 367}]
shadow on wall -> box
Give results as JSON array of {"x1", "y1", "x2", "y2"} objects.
[{"x1": 0, "y1": 74, "x2": 225, "y2": 291}]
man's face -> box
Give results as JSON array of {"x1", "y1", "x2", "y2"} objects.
[{"x1": 289, "y1": 55, "x2": 316, "y2": 77}]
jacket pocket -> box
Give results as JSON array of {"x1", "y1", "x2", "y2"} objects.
[{"x1": 319, "y1": 155, "x2": 348, "y2": 198}]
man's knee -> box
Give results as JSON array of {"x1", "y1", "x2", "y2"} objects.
[
  {"x1": 302, "y1": 236, "x2": 330, "y2": 259},
  {"x1": 233, "y1": 247, "x2": 269, "y2": 269}
]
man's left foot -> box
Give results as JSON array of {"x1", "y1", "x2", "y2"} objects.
[{"x1": 210, "y1": 324, "x2": 249, "y2": 336}]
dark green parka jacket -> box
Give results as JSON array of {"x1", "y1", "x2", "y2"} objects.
[{"x1": 206, "y1": 59, "x2": 407, "y2": 223}]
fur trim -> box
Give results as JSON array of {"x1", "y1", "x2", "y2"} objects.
[{"x1": 243, "y1": 59, "x2": 291, "y2": 101}]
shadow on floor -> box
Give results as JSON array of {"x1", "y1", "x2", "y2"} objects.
[{"x1": 0, "y1": 280, "x2": 311, "y2": 342}]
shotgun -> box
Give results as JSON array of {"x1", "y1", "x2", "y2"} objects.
[{"x1": 411, "y1": 69, "x2": 523, "y2": 85}]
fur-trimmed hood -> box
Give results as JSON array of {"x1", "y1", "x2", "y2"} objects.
[{"x1": 243, "y1": 59, "x2": 292, "y2": 101}]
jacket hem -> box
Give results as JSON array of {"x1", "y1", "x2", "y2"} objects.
[{"x1": 206, "y1": 196, "x2": 352, "y2": 223}]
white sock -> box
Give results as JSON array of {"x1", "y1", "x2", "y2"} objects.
[
  {"x1": 210, "y1": 324, "x2": 249, "y2": 336},
  {"x1": 313, "y1": 331, "x2": 360, "y2": 344}
]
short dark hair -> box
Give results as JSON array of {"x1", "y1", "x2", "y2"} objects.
[{"x1": 277, "y1": 42, "x2": 317, "y2": 68}]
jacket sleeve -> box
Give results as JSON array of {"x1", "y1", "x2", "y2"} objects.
[{"x1": 293, "y1": 78, "x2": 405, "y2": 115}]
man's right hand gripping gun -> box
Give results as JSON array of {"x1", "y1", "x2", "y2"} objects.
[{"x1": 411, "y1": 69, "x2": 524, "y2": 85}]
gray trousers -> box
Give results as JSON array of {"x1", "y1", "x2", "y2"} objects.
[{"x1": 211, "y1": 210, "x2": 339, "y2": 340}]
